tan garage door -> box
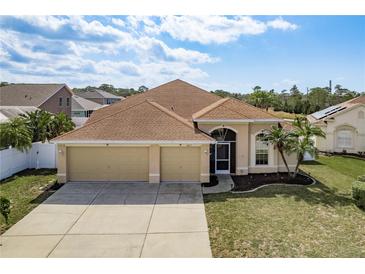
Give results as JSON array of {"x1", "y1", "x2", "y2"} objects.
[
  {"x1": 160, "y1": 146, "x2": 200, "y2": 182},
  {"x1": 67, "y1": 146, "x2": 149, "y2": 182}
]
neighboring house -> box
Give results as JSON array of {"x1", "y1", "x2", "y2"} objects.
[
  {"x1": 71, "y1": 95, "x2": 103, "y2": 117},
  {"x1": 52, "y1": 79, "x2": 297, "y2": 184},
  {"x1": 71, "y1": 95, "x2": 104, "y2": 128},
  {"x1": 307, "y1": 95, "x2": 365, "y2": 154},
  {"x1": 75, "y1": 89, "x2": 124, "y2": 105},
  {"x1": 0, "y1": 84, "x2": 73, "y2": 117},
  {"x1": 0, "y1": 106, "x2": 39, "y2": 123}
]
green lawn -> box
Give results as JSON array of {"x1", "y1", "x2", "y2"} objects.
[
  {"x1": 204, "y1": 155, "x2": 365, "y2": 257},
  {"x1": 0, "y1": 169, "x2": 57, "y2": 234}
]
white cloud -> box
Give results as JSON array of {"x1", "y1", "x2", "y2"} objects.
[
  {"x1": 141, "y1": 16, "x2": 298, "y2": 44},
  {"x1": 111, "y1": 18, "x2": 125, "y2": 28},
  {"x1": 267, "y1": 17, "x2": 298, "y2": 31}
]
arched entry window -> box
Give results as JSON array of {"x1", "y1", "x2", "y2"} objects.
[{"x1": 210, "y1": 128, "x2": 236, "y2": 174}]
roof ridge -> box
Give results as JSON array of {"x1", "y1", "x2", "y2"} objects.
[
  {"x1": 192, "y1": 97, "x2": 230, "y2": 119},
  {"x1": 52, "y1": 99, "x2": 149, "y2": 141},
  {"x1": 147, "y1": 100, "x2": 214, "y2": 141}
]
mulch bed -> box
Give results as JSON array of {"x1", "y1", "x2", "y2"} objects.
[
  {"x1": 201, "y1": 175, "x2": 219, "y2": 187},
  {"x1": 232, "y1": 172, "x2": 313, "y2": 192}
]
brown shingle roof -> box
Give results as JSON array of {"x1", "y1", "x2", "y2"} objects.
[
  {"x1": 53, "y1": 100, "x2": 214, "y2": 142},
  {"x1": 72, "y1": 95, "x2": 103, "y2": 111},
  {"x1": 0, "y1": 84, "x2": 70, "y2": 106},
  {"x1": 87, "y1": 79, "x2": 221, "y2": 123},
  {"x1": 76, "y1": 89, "x2": 124, "y2": 100},
  {"x1": 193, "y1": 97, "x2": 280, "y2": 120}
]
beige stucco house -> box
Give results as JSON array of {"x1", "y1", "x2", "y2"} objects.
[
  {"x1": 307, "y1": 95, "x2": 365, "y2": 154},
  {"x1": 52, "y1": 79, "x2": 297, "y2": 184}
]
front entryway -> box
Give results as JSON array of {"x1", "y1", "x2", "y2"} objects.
[
  {"x1": 215, "y1": 143, "x2": 230, "y2": 174},
  {"x1": 210, "y1": 128, "x2": 236, "y2": 174}
]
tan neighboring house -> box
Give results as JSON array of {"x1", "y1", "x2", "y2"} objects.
[
  {"x1": 0, "y1": 84, "x2": 73, "y2": 117},
  {"x1": 71, "y1": 95, "x2": 105, "y2": 128},
  {"x1": 75, "y1": 89, "x2": 124, "y2": 105},
  {"x1": 307, "y1": 95, "x2": 365, "y2": 154},
  {"x1": 52, "y1": 79, "x2": 297, "y2": 184}
]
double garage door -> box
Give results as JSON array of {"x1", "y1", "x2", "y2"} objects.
[{"x1": 67, "y1": 146, "x2": 200, "y2": 182}]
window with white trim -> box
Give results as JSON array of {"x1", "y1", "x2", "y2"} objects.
[
  {"x1": 255, "y1": 133, "x2": 269, "y2": 165},
  {"x1": 337, "y1": 130, "x2": 353, "y2": 148}
]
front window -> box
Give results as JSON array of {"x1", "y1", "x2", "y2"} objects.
[
  {"x1": 59, "y1": 97, "x2": 63, "y2": 106},
  {"x1": 66, "y1": 97, "x2": 70, "y2": 106},
  {"x1": 256, "y1": 133, "x2": 269, "y2": 165},
  {"x1": 337, "y1": 130, "x2": 353, "y2": 148}
]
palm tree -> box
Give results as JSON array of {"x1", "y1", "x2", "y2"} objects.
[
  {"x1": 48, "y1": 112, "x2": 75, "y2": 139},
  {"x1": 21, "y1": 110, "x2": 52, "y2": 142},
  {"x1": 0, "y1": 117, "x2": 32, "y2": 152},
  {"x1": 289, "y1": 117, "x2": 326, "y2": 177},
  {"x1": 264, "y1": 125, "x2": 293, "y2": 175}
]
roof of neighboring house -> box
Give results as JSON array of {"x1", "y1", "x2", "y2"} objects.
[
  {"x1": 0, "y1": 106, "x2": 39, "y2": 123},
  {"x1": 87, "y1": 79, "x2": 222, "y2": 122},
  {"x1": 307, "y1": 95, "x2": 365, "y2": 123},
  {"x1": 75, "y1": 89, "x2": 124, "y2": 100},
  {"x1": 192, "y1": 97, "x2": 279, "y2": 120},
  {"x1": 53, "y1": 100, "x2": 214, "y2": 142},
  {"x1": 72, "y1": 95, "x2": 104, "y2": 111},
  {"x1": 0, "y1": 84, "x2": 71, "y2": 107}
]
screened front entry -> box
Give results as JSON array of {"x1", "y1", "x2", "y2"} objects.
[{"x1": 210, "y1": 128, "x2": 236, "y2": 174}]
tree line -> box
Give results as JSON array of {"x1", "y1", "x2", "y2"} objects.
[{"x1": 212, "y1": 84, "x2": 364, "y2": 115}]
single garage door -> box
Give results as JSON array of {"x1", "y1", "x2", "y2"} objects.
[
  {"x1": 160, "y1": 146, "x2": 200, "y2": 182},
  {"x1": 67, "y1": 146, "x2": 149, "y2": 181}
]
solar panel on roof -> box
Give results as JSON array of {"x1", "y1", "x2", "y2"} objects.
[{"x1": 311, "y1": 105, "x2": 346, "y2": 120}]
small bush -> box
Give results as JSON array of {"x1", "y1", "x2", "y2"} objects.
[
  {"x1": 352, "y1": 181, "x2": 365, "y2": 209},
  {"x1": 0, "y1": 197, "x2": 11, "y2": 224},
  {"x1": 358, "y1": 175, "x2": 365, "y2": 182}
]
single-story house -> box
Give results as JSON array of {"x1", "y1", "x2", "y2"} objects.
[
  {"x1": 0, "y1": 84, "x2": 73, "y2": 117},
  {"x1": 0, "y1": 106, "x2": 39, "y2": 123},
  {"x1": 75, "y1": 89, "x2": 124, "y2": 105},
  {"x1": 52, "y1": 79, "x2": 297, "y2": 184},
  {"x1": 307, "y1": 95, "x2": 365, "y2": 154}
]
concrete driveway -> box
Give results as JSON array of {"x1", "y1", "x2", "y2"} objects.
[{"x1": 0, "y1": 182, "x2": 212, "y2": 258}]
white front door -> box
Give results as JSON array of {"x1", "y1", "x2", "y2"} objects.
[{"x1": 215, "y1": 142, "x2": 230, "y2": 174}]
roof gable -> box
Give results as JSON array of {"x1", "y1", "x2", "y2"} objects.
[
  {"x1": 193, "y1": 97, "x2": 279, "y2": 120},
  {"x1": 0, "y1": 84, "x2": 70, "y2": 107},
  {"x1": 87, "y1": 79, "x2": 221, "y2": 122},
  {"x1": 53, "y1": 100, "x2": 213, "y2": 142}
]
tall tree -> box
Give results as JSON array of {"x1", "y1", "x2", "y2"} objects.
[
  {"x1": 0, "y1": 117, "x2": 32, "y2": 152},
  {"x1": 264, "y1": 125, "x2": 293, "y2": 174},
  {"x1": 289, "y1": 117, "x2": 326, "y2": 177}
]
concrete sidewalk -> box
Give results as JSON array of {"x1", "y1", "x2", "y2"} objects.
[{"x1": 0, "y1": 182, "x2": 212, "y2": 258}]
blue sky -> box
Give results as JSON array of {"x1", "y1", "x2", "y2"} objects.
[{"x1": 0, "y1": 16, "x2": 364, "y2": 92}]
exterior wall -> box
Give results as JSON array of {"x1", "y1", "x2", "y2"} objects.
[
  {"x1": 56, "y1": 143, "x2": 208, "y2": 183},
  {"x1": 57, "y1": 144, "x2": 67, "y2": 183},
  {"x1": 200, "y1": 144, "x2": 210, "y2": 182},
  {"x1": 149, "y1": 145, "x2": 160, "y2": 183},
  {"x1": 313, "y1": 105, "x2": 365, "y2": 153},
  {"x1": 197, "y1": 122, "x2": 297, "y2": 175},
  {"x1": 39, "y1": 87, "x2": 72, "y2": 117}
]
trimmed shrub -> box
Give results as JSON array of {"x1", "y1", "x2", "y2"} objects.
[
  {"x1": 352, "y1": 181, "x2": 365, "y2": 209},
  {"x1": 0, "y1": 197, "x2": 11, "y2": 224},
  {"x1": 358, "y1": 175, "x2": 365, "y2": 182}
]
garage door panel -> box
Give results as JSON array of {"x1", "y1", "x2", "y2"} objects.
[
  {"x1": 161, "y1": 147, "x2": 200, "y2": 182},
  {"x1": 67, "y1": 147, "x2": 149, "y2": 182}
]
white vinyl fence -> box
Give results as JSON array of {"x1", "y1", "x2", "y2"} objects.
[{"x1": 0, "y1": 142, "x2": 56, "y2": 181}]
